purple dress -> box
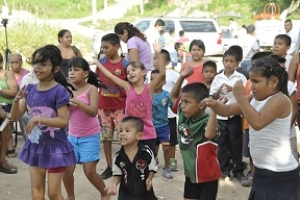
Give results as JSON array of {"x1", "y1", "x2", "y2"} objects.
[{"x1": 18, "y1": 84, "x2": 76, "y2": 168}]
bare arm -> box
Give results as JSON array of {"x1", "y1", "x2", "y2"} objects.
[
  {"x1": 105, "y1": 176, "x2": 121, "y2": 195},
  {"x1": 10, "y1": 88, "x2": 28, "y2": 122},
  {"x1": 128, "y1": 49, "x2": 139, "y2": 62},
  {"x1": 1, "y1": 71, "x2": 18, "y2": 98},
  {"x1": 149, "y1": 53, "x2": 166, "y2": 96},
  {"x1": 204, "y1": 110, "x2": 218, "y2": 140},
  {"x1": 290, "y1": 92, "x2": 298, "y2": 126},
  {"x1": 288, "y1": 52, "x2": 299, "y2": 82}
]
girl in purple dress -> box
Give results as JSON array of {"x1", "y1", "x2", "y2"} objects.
[{"x1": 10, "y1": 45, "x2": 76, "y2": 200}]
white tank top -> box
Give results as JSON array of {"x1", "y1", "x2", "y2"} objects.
[{"x1": 249, "y1": 93, "x2": 298, "y2": 172}]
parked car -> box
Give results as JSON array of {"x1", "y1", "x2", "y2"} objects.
[{"x1": 220, "y1": 26, "x2": 240, "y2": 51}]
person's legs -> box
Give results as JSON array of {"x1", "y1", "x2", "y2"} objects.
[
  {"x1": 217, "y1": 119, "x2": 230, "y2": 177},
  {"x1": 29, "y1": 166, "x2": 47, "y2": 200},
  {"x1": 63, "y1": 164, "x2": 76, "y2": 200},
  {"x1": 168, "y1": 117, "x2": 178, "y2": 171},
  {"x1": 47, "y1": 169, "x2": 65, "y2": 200},
  {"x1": 199, "y1": 180, "x2": 219, "y2": 200}
]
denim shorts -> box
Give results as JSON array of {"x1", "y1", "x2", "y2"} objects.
[{"x1": 68, "y1": 133, "x2": 100, "y2": 164}]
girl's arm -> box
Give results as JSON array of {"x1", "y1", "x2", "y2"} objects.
[
  {"x1": 10, "y1": 88, "x2": 28, "y2": 122},
  {"x1": 289, "y1": 91, "x2": 297, "y2": 126},
  {"x1": 105, "y1": 176, "x2": 121, "y2": 196},
  {"x1": 288, "y1": 52, "x2": 299, "y2": 82},
  {"x1": 204, "y1": 110, "x2": 218, "y2": 140},
  {"x1": 94, "y1": 60, "x2": 130, "y2": 92},
  {"x1": 70, "y1": 86, "x2": 99, "y2": 117},
  {"x1": 202, "y1": 98, "x2": 241, "y2": 116},
  {"x1": 1, "y1": 71, "x2": 18, "y2": 98},
  {"x1": 149, "y1": 53, "x2": 166, "y2": 96},
  {"x1": 128, "y1": 49, "x2": 139, "y2": 62}
]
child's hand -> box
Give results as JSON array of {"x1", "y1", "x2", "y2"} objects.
[
  {"x1": 25, "y1": 116, "x2": 38, "y2": 135},
  {"x1": 105, "y1": 184, "x2": 118, "y2": 196},
  {"x1": 201, "y1": 98, "x2": 218, "y2": 108},
  {"x1": 88, "y1": 60, "x2": 96, "y2": 65},
  {"x1": 153, "y1": 39, "x2": 162, "y2": 53},
  {"x1": 233, "y1": 80, "x2": 245, "y2": 97},
  {"x1": 69, "y1": 98, "x2": 80, "y2": 107},
  {"x1": 180, "y1": 67, "x2": 194, "y2": 78},
  {"x1": 218, "y1": 84, "x2": 232, "y2": 95},
  {"x1": 146, "y1": 178, "x2": 152, "y2": 191},
  {"x1": 218, "y1": 96, "x2": 228, "y2": 104},
  {"x1": 15, "y1": 85, "x2": 28, "y2": 101}
]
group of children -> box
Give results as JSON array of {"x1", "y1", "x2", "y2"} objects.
[{"x1": 8, "y1": 28, "x2": 300, "y2": 200}]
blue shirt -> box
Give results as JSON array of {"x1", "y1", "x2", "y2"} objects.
[{"x1": 152, "y1": 90, "x2": 172, "y2": 127}]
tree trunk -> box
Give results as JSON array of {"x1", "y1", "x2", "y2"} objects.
[{"x1": 288, "y1": 0, "x2": 300, "y2": 14}]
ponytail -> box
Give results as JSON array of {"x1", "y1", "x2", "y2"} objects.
[
  {"x1": 274, "y1": 65, "x2": 288, "y2": 96},
  {"x1": 87, "y1": 70, "x2": 107, "y2": 88},
  {"x1": 54, "y1": 71, "x2": 75, "y2": 98}
]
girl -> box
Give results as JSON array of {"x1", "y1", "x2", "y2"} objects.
[
  {"x1": 94, "y1": 43, "x2": 165, "y2": 155},
  {"x1": 63, "y1": 57, "x2": 109, "y2": 200},
  {"x1": 202, "y1": 57, "x2": 299, "y2": 199},
  {"x1": 10, "y1": 45, "x2": 76, "y2": 200},
  {"x1": 180, "y1": 39, "x2": 206, "y2": 83},
  {"x1": 114, "y1": 22, "x2": 152, "y2": 71}
]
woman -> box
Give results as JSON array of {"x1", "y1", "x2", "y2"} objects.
[
  {"x1": 9, "y1": 53, "x2": 29, "y2": 87},
  {"x1": 57, "y1": 29, "x2": 82, "y2": 78},
  {"x1": 0, "y1": 52, "x2": 18, "y2": 173},
  {"x1": 114, "y1": 22, "x2": 152, "y2": 72}
]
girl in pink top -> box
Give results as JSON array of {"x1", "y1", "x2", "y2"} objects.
[
  {"x1": 63, "y1": 58, "x2": 110, "y2": 200},
  {"x1": 181, "y1": 39, "x2": 206, "y2": 83},
  {"x1": 94, "y1": 43, "x2": 165, "y2": 154}
]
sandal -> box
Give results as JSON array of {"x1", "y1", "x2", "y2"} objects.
[
  {"x1": 0, "y1": 160, "x2": 18, "y2": 174},
  {"x1": 6, "y1": 149, "x2": 17, "y2": 158}
]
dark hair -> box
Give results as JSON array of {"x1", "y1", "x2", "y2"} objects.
[
  {"x1": 151, "y1": 69, "x2": 160, "y2": 75},
  {"x1": 160, "y1": 49, "x2": 171, "y2": 62},
  {"x1": 174, "y1": 42, "x2": 183, "y2": 52},
  {"x1": 125, "y1": 61, "x2": 146, "y2": 73},
  {"x1": 121, "y1": 116, "x2": 144, "y2": 132},
  {"x1": 28, "y1": 45, "x2": 74, "y2": 97},
  {"x1": 181, "y1": 83, "x2": 208, "y2": 103},
  {"x1": 251, "y1": 57, "x2": 288, "y2": 96},
  {"x1": 189, "y1": 39, "x2": 205, "y2": 54},
  {"x1": 68, "y1": 57, "x2": 100, "y2": 88},
  {"x1": 58, "y1": 29, "x2": 71, "y2": 43},
  {"x1": 284, "y1": 19, "x2": 292, "y2": 24},
  {"x1": 203, "y1": 60, "x2": 217, "y2": 72},
  {"x1": 251, "y1": 52, "x2": 271, "y2": 61},
  {"x1": 275, "y1": 34, "x2": 291, "y2": 46},
  {"x1": 97, "y1": 49, "x2": 104, "y2": 60},
  {"x1": 114, "y1": 22, "x2": 147, "y2": 42},
  {"x1": 179, "y1": 30, "x2": 185, "y2": 37},
  {"x1": 169, "y1": 29, "x2": 175, "y2": 35},
  {"x1": 229, "y1": 18, "x2": 234, "y2": 21},
  {"x1": 223, "y1": 48, "x2": 240, "y2": 62},
  {"x1": 101, "y1": 33, "x2": 121, "y2": 46},
  {"x1": 270, "y1": 54, "x2": 286, "y2": 64},
  {"x1": 155, "y1": 19, "x2": 165, "y2": 27},
  {"x1": 227, "y1": 45, "x2": 243, "y2": 61}
]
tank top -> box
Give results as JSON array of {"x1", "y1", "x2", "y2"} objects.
[
  {"x1": 296, "y1": 62, "x2": 300, "y2": 103},
  {"x1": 69, "y1": 85, "x2": 100, "y2": 137},
  {"x1": 0, "y1": 72, "x2": 13, "y2": 105},
  {"x1": 125, "y1": 84, "x2": 156, "y2": 140},
  {"x1": 182, "y1": 62, "x2": 205, "y2": 83},
  {"x1": 249, "y1": 93, "x2": 298, "y2": 172}
]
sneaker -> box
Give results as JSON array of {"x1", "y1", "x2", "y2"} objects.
[
  {"x1": 169, "y1": 158, "x2": 178, "y2": 172},
  {"x1": 221, "y1": 171, "x2": 229, "y2": 179},
  {"x1": 100, "y1": 167, "x2": 112, "y2": 179},
  {"x1": 0, "y1": 160, "x2": 18, "y2": 174},
  {"x1": 241, "y1": 177, "x2": 253, "y2": 187},
  {"x1": 233, "y1": 172, "x2": 247, "y2": 182},
  {"x1": 162, "y1": 168, "x2": 173, "y2": 179}
]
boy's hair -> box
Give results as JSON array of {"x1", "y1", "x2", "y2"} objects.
[
  {"x1": 223, "y1": 48, "x2": 241, "y2": 62},
  {"x1": 189, "y1": 39, "x2": 205, "y2": 54},
  {"x1": 284, "y1": 19, "x2": 292, "y2": 23},
  {"x1": 179, "y1": 30, "x2": 185, "y2": 37},
  {"x1": 251, "y1": 52, "x2": 271, "y2": 61},
  {"x1": 270, "y1": 54, "x2": 286, "y2": 64},
  {"x1": 169, "y1": 29, "x2": 175, "y2": 35},
  {"x1": 101, "y1": 33, "x2": 121, "y2": 46},
  {"x1": 181, "y1": 83, "x2": 208, "y2": 103},
  {"x1": 151, "y1": 69, "x2": 159, "y2": 75},
  {"x1": 202, "y1": 60, "x2": 217, "y2": 72},
  {"x1": 174, "y1": 42, "x2": 183, "y2": 51},
  {"x1": 121, "y1": 116, "x2": 144, "y2": 132},
  {"x1": 228, "y1": 45, "x2": 243, "y2": 61},
  {"x1": 275, "y1": 34, "x2": 291, "y2": 46},
  {"x1": 155, "y1": 19, "x2": 165, "y2": 27},
  {"x1": 160, "y1": 49, "x2": 171, "y2": 62}
]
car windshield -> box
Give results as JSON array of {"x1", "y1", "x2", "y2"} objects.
[{"x1": 179, "y1": 21, "x2": 217, "y2": 32}]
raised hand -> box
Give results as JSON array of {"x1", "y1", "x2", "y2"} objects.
[
  {"x1": 15, "y1": 85, "x2": 28, "y2": 101},
  {"x1": 180, "y1": 66, "x2": 194, "y2": 78},
  {"x1": 153, "y1": 39, "x2": 163, "y2": 53},
  {"x1": 233, "y1": 80, "x2": 245, "y2": 98},
  {"x1": 201, "y1": 98, "x2": 218, "y2": 108}
]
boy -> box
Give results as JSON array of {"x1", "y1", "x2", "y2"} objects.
[
  {"x1": 273, "y1": 34, "x2": 292, "y2": 72},
  {"x1": 96, "y1": 33, "x2": 128, "y2": 179},
  {"x1": 147, "y1": 49, "x2": 188, "y2": 172},
  {"x1": 106, "y1": 117, "x2": 158, "y2": 200},
  {"x1": 170, "y1": 68, "x2": 221, "y2": 199},
  {"x1": 166, "y1": 30, "x2": 177, "y2": 69},
  {"x1": 202, "y1": 60, "x2": 217, "y2": 91},
  {"x1": 151, "y1": 69, "x2": 173, "y2": 179},
  {"x1": 210, "y1": 48, "x2": 247, "y2": 182}
]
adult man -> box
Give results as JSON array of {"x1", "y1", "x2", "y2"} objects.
[
  {"x1": 229, "y1": 18, "x2": 238, "y2": 38},
  {"x1": 144, "y1": 19, "x2": 165, "y2": 53},
  {"x1": 284, "y1": 19, "x2": 299, "y2": 55}
]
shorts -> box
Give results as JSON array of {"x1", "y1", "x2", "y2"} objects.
[
  {"x1": 243, "y1": 129, "x2": 250, "y2": 157},
  {"x1": 168, "y1": 117, "x2": 178, "y2": 146},
  {"x1": 184, "y1": 176, "x2": 218, "y2": 200},
  {"x1": 155, "y1": 125, "x2": 170, "y2": 145},
  {"x1": 68, "y1": 133, "x2": 100, "y2": 164},
  {"x1": 98, "y1": 108, "x2": 124, "y2": 142},
  {"x1": 47, "y1": 167, "x2": 66, "y2": 173}
]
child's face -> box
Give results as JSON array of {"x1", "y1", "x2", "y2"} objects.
[
  {"x1": 180, "y1": 92, "x2": 203, "y2": 118},
  {"x1": 190, "y1": 45, "x2": 204, "y2": 61},
  {"x1": 177, "y1": 44, "x2": 184, "y2": 51},
  {"x1": 153, "y1": 54, "x2": 168, "y2": 69},
  {"x1": 101, "y1": 41, "x2": 119, "y2": 58},
  {"x1": 150, "y1": 73, "x2": 165, "y2": 90},
  {"x1": 202, "y1": 66, "x2": 217, "y2": 83},
  {"x1": 273, "y1": 38, "x2": 290, "y2": 57},
  {"x1": 223, "y1": 55, "x2": 238, "y2": 74},
  {"x1": 118, "y1": 121, "x2": 141, "y2": 146},
  {"x1": 68, "y1": 66, "x2": 88, "y2": 84},
  {"x1": 126, "y1": 65, "x2": 146, "y2": 84},
  {"x1": 33, "y1": 59, "x2": 54, "y2": 81}
]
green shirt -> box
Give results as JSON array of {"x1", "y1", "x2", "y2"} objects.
[{"x1": 0, "y1": 73, "x2": 13, "y2": 105}]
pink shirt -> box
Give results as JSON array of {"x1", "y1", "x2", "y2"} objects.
[
  {"x1": 125, "y1": 84, "x2": 156, "y2": 140},
  {"x1": 69, "y1": 85, "x2": 100, "y2": 137},
  {"x1": 16, "y1": 68, "x2": 29, "y2": 86}
]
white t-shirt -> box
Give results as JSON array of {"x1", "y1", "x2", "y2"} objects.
[
  {"x1": 287, "y1": 28, "x2": 299, "y2": 55},
  {"x1": 285, "y1": 54, "x2": 292, "y2": 72},
  {"x1": 240, "y1": 34, "x2": 259, "y2": 61},
  {"x1": 144, "y1": 27, "x2": 160, "y2": 53}
]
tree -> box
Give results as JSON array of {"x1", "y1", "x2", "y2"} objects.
[{"x1": 287, "y1": 0, "x2": 300, "y2": 14}]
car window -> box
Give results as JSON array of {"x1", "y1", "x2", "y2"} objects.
[
  {"x1": 222, "y1": 29, "x2": 231, "y2": 38},
  {"x1": 135, "y1": 21, "x2": 150, "y2": 33},
  {"x1": 179, "y1": 21, "x2": 217, "y2": 32},
  {"x1": 164, "y1": 20, "x2": 175, "y2": 32}
]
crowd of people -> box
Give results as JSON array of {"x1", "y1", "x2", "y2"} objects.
[{"x1": 0, "y1": 17, "x2": 299, "y2": 200}]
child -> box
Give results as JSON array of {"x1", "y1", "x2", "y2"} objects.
[
  {"x1": 181, "y1": 39, "x2": 206, "y2": 83},
  {"x1": 94, "y1": 42, "x2": 165, "y2": 156},
  {"x1": 203, "y1": 56, "x2": 299, "y2": 199},
  {"x1": 273, "y1": 34, "x2": 292, "y2": 72},
  {"x1": 210, "y1": 48, "x2": 247, "y2": 182},
  {"x1": 166, "y1": 30, "x2": 177, "y2": 69},
  {"x1": 202, "y1": 60, "x2": 217, "y2": 91},
  {"x1": 170, "y1": 67, "x2": 221, "y2": 200},
  {"x1": 105, "y1": 116, "x2": 157, "y2": 199},
  {"x1": 63, "y1": 57, "x2": 109, "y2": 200},
  {"x1": 150, "y1": 69, "x2": 173, "y2": 179},
  {"x1": 96, "y1": 33, "x2": 128, "y2": 179},
  {"x1": 10, "y1": 45, "x2": 76, "y2": 200}
]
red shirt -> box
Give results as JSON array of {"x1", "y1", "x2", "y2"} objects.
[
  {"x1": 96, "y1": 57, "x2": 128, "y2": 110},
  {"x1": 182, "y1": 62, "x2": 205, "y2": 83}
]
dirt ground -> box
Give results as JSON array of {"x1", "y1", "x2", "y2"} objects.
[{"x1": 0, "y1": 136, "x2": 253, "y2": 200}]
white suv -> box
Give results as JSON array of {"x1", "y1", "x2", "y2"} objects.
[{"x1": 134, "y1": 18, "x2": 224, "y2": 56}]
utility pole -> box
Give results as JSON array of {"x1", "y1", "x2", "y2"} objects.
[
  {"x1": 140, "y1": 0, "x2": 144, "y2": 15},
  {"x1": 92, "y1": 0, "x2": 97, "y2": 25},
  {"x1": 104, "y1": 0, "x2": 108, "y2": 9}
]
